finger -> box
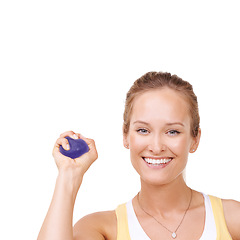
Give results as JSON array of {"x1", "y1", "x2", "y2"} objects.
[
  {"x1": 74, "y1": 138, "x2": 98, "y2": 173},
  {"x1": 55, "y1": 137, "x2": 70, "y2": 150},
  {"x1": 83, "y1": 138, "x2": 98, "y2": 160},
  {"x1": 60, "y1": 131, "x2": 78, "y2": 139},
  {"x1": 76, "y1": 133, "x2": 84, "y2": 139},
  {"x1": 81, "y1": 137, "x2": 95, "y2": 149},
  {"x1": 74, "y1": 134, "x2": 92, "y2": 147}
]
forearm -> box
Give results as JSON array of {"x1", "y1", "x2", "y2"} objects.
[{"x1": 38, "y1": 172, "x2": 82, "y2": 240}]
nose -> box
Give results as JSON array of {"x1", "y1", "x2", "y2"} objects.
[{"x1": 148, "y1": 134, "x2": 166, "y2": 154}]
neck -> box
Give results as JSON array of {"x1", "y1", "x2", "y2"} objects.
[{"x1": 138, "y1": 175, "x2": 191, "y2": 215}]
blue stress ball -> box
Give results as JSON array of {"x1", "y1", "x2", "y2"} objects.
[{"x1": 59, "y1": 136, "x2": 89, "y2": 159}]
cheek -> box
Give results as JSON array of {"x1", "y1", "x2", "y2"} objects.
[
  {"x1": 129, "y1": 134, "x2": 145, "y2": 152},
  {"x1": 166, "y1": 136, "x2": 191, "y2": 155}
]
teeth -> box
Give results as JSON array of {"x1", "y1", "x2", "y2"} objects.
[{"x1": 143, "y1": 158, "x2": 172, "y2": 165}]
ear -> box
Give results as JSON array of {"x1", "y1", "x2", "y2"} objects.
[{"x1": 190, "y1": 128, "x2": 201, "y2": 153}]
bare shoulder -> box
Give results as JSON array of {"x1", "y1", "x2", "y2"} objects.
[
  {"x1": 222, "y1": 198, "x2": 240, "y2": 240},
  {"x1": 73, "y1": 210, "x2": 117, "y2": 240}
]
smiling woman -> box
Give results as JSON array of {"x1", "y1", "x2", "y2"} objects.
[
  {"x1": 124, "y1": 88, "x2": 199, "y2": 188},
  {"x1": 37, "y1": 72, "x2": 240, "y2": 240}
]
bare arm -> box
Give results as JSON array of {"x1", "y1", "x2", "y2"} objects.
[
  {"x1": 223, "y1": 199, "x2": 240, "y2": 240},
  {"x1": 73, "y1": 211, "x2": 117, "y2": 240},
  {"x1": 37, "y1": 131, "x2": 99, "y2": 240}
]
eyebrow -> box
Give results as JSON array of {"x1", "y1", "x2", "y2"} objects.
[
  {"x1": 133, "y1": 120, "x2": 185, "y2": 127},
  {"x1": 133, "y1": 120, "x2": 150, "y2": 126},
  {"x1": 166, "y1": 122, "x2": 185, "y2": 127}
]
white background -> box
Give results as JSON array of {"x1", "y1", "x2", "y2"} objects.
[{"x1": 0, "y1": 1, "x2": 239, "y2": 239}]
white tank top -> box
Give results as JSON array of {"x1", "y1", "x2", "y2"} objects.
[{"x1": 126, "y1": 193, "x2": 216, "y2": 240}]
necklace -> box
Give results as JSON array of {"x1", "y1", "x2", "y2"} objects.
[{"x1": 137, "y1": 189, "x2": 193, "y2": 239}]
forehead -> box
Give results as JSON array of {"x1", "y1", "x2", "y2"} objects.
[{"x1": 130, "y1": 88, "x2": 191, "y2": 125}]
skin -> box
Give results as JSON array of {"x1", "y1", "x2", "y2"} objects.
[{"x1": 38, "y1": 88, "x2": 240, "y2": 240}]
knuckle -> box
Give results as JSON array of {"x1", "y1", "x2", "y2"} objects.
[
  {"x1": 55, "y1": 137, "x2": 68, "y2": 148},
  {"x1": 60, "y1": 131, "x2": 75, "y2": 138}
]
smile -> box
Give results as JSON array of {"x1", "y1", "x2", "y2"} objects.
[{"x1": 143, "y1": 157, "x2": 173, "y2": 165}]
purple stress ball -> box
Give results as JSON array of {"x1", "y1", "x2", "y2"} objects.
[{"x1": 59, "y1": 136, "x2": 89, "y2": 159}]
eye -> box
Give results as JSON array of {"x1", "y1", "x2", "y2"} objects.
[
  {"x1": 136, "y1": 128, "x2": 149, "y2": 135},
  {"x1": 167, "y1": 130, "x2": 180, "y2": 136}
]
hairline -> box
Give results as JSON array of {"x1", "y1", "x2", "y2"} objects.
[{"x1": 123, "y1": 87, "x2": 195, "y2": 136}]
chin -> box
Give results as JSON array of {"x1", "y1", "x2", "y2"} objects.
[{"x1": 137, "y1": 168, "x2": 185, "y2": 187}]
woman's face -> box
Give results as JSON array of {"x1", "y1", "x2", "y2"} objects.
[{"x1": 124, "y1": 88, "x2": 200, "y2": 186}]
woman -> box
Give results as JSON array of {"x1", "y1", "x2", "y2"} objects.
[{"x1": 38, "y1": 72, "x2": 240, "y2": 240}]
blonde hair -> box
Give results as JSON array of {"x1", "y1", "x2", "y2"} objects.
[{"x1": 123, "y1": 72, "x2": 200, "y2": 137}]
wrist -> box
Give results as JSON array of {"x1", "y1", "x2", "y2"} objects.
[{"x1": 56, "y1": 169, "x2": 83, "y2": 197}]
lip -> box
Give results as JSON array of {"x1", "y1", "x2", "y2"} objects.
[{"x1": 142, "y1": 157, "x2": 173, "y2": 169}]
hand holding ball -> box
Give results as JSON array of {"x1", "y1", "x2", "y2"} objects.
[{"x1": 59, "y1": 136, "x2": 89, "y2": 159}]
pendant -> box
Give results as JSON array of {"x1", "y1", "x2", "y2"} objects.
[{"x1": 172, "y1": 232, "x2": 177, "y2": 238}]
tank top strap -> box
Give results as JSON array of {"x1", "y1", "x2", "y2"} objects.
[
  {"x1": 209, "y1": 195, "x2": 232, "y2": 240},
  {"x1": 115, "y1": 203, "x2": 131, "y2": 240}
]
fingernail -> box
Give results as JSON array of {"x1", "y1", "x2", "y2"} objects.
[
  {"x1": 66, "y1": 144, "x2": 70, "y2": 150},
  {"x1": 73, "y1": 134, "x2": 78, "y2": 139}
]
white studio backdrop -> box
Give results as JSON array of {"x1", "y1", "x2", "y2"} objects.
[{"x1": 0, "y1": 1, "x2": 239, "y2": 239}]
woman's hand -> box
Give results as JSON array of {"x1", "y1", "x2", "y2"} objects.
[
  {"x1": 53, "y1": 131, "x2": 98, "y2": 178},
  {"x1": 38, "y1": 131, "x2": 98, "y2": 240}
]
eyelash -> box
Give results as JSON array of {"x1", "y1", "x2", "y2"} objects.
[
  {"x1": 136, "y1": 129, "x2": 180, "y2": 136},
  {"x1": 167, "y1": 130, "x2": 181, "y2": 136},
  {"x1": 136, "y1": 128, "x2": 149, "y2": 134}
]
